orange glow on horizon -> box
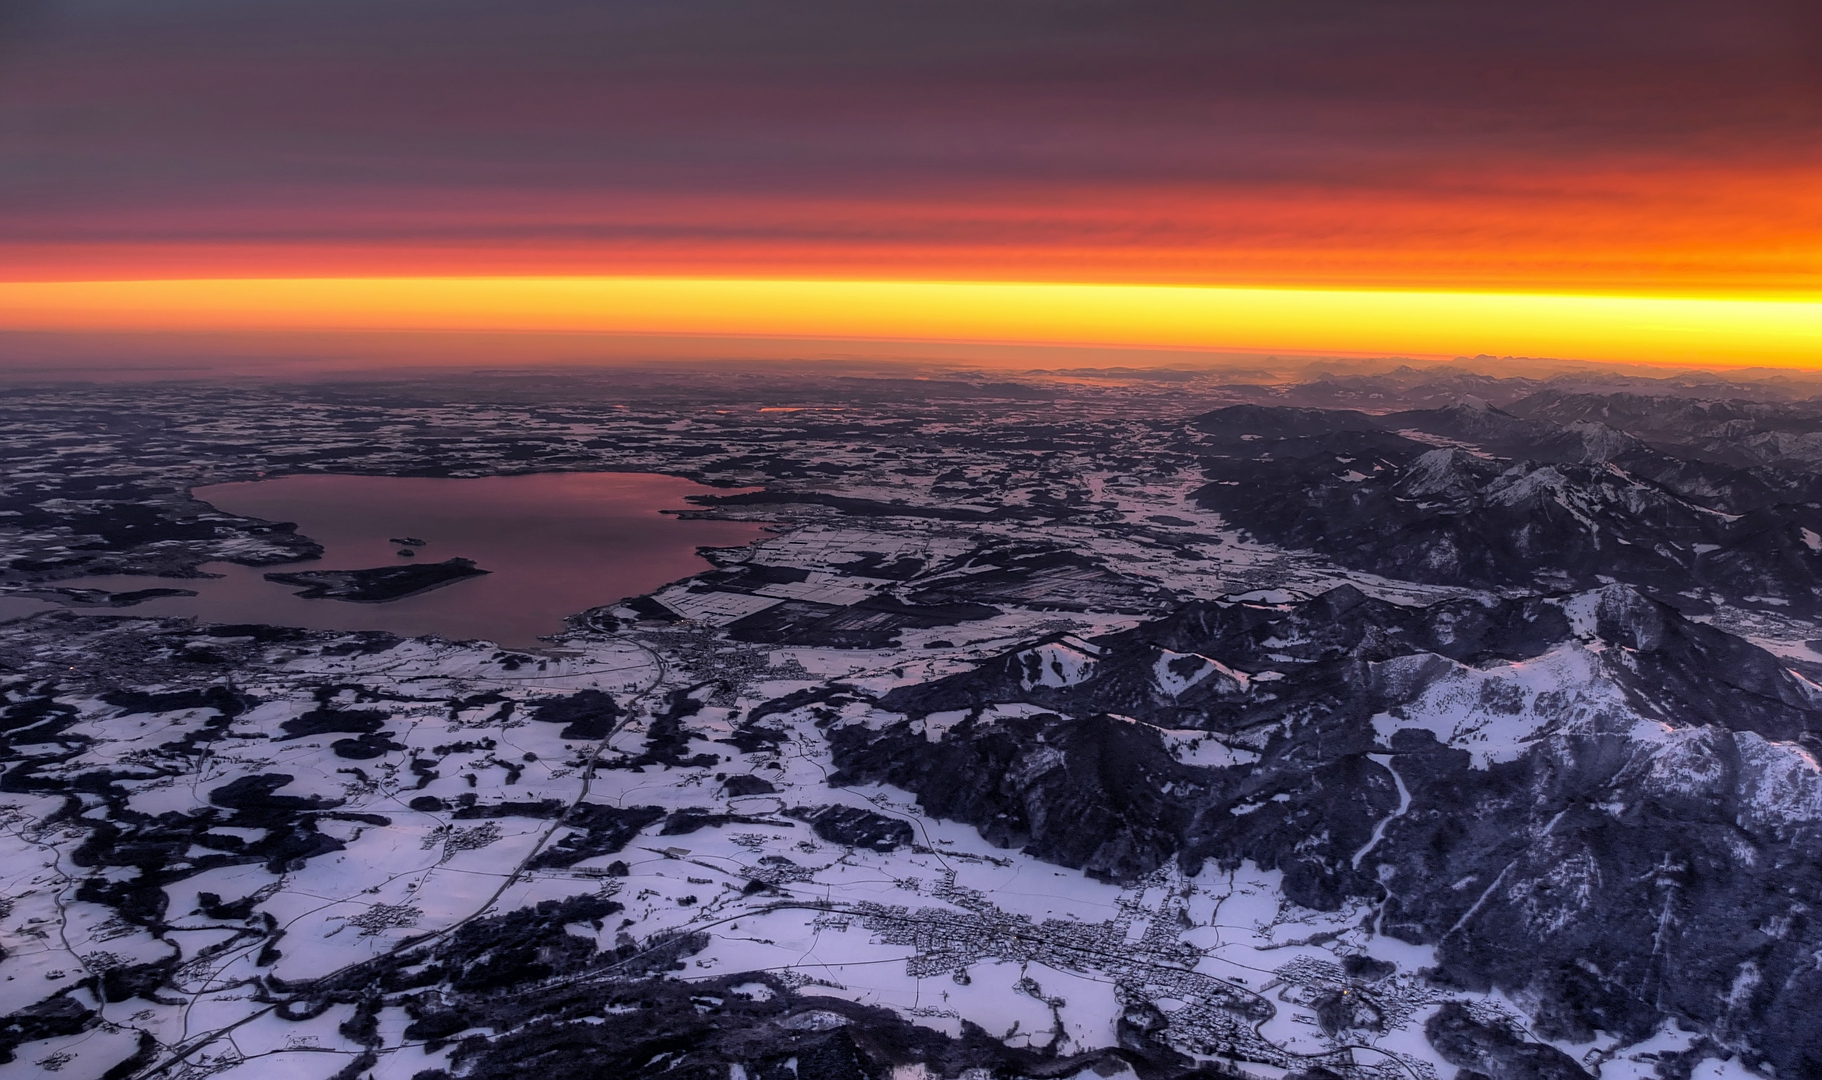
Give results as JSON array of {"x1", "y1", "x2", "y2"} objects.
[
  {"x1": 7, "y1": 162, "x2": 1820, "y2": 299},
  {"x1": 2, "y1": 276, "x2": 1818, "y2": 370}
]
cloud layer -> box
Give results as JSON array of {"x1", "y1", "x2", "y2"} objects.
[{"x1": 2, "y1": 0, "x2": 1818, "y2": 291}]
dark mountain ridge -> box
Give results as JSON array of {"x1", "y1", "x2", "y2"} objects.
[
  {"x1": 1189, "y1": 403, "x2": 1822, "y2": 613},
  {"x1": 834, "y1": 585, "x2": 1822, "y2": 1075}
]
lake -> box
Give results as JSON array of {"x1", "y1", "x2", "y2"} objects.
[{"x1": 35, "y1": 472, "x2": 766, "y2": 648}]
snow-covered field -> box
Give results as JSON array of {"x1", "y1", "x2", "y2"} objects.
[{"x1": 0, "y1": 375, "x2": 1808, "y2": 1078}]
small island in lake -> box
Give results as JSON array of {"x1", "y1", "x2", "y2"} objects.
[
  {"x1": 22, "y1": 586, "x2": 199, "y2": 608},
  {"x1": 264, "y1": 557, "x2": 489, "y2": 603}
]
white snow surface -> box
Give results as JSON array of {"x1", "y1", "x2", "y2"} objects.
[
  {"x1": 1, "y1": 524, "x2": 1812, "y2": 1079},
  {"x1": 1369, "y1": 643, "x2": 1629, "y2": 768}
]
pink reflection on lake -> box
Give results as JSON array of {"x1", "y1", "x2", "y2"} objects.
[{"x1": 56, "y1": 472, "x2": 766, "y2": 649}]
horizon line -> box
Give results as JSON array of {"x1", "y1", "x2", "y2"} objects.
[{"x1": 2, "y1": 275, "x2": 1817, "y2": 370}]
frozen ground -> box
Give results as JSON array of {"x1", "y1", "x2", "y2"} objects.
[
  {"x1": 0, "y1": 611, "x2": 1658, "y2": 1080},
  {"x1": 0, "y1": 370, "x2": 1809, "y2": 1078}
]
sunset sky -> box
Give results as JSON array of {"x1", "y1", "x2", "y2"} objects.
[{"x1": 2, "y1": 0, "x2": 1819, "y2": 368}]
